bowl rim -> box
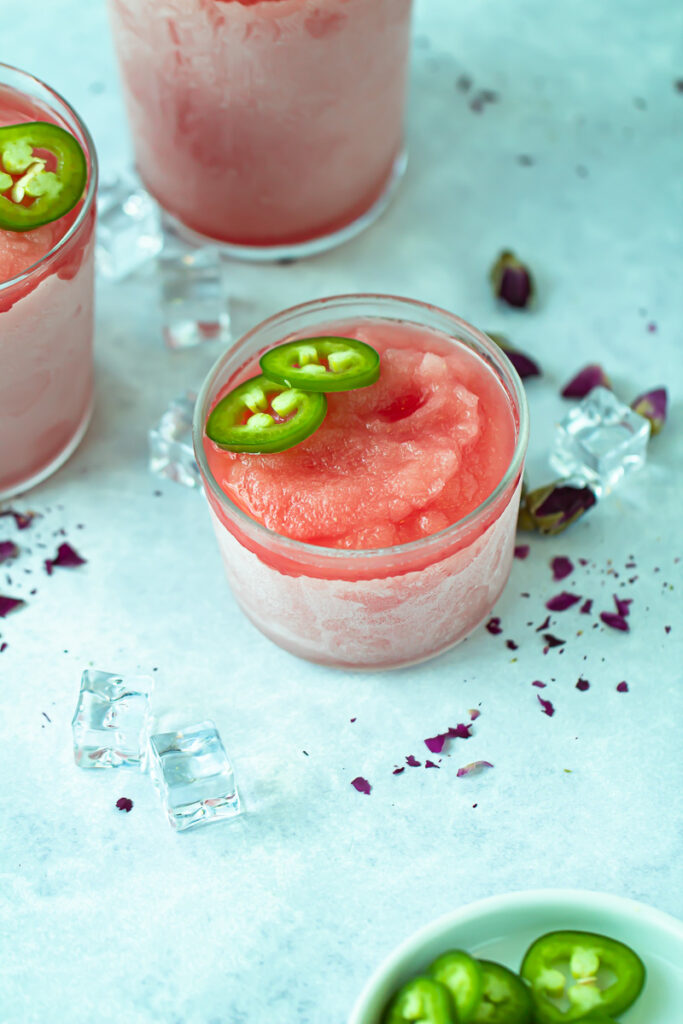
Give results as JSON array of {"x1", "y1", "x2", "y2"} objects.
[{"x1": 348, "y1": 888, "x2": 683, "y2": 1024}]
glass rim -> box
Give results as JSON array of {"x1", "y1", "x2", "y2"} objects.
[
  {"x1": 193, "y1": 293, "x2": 530, "y2": 561},
  {"x1": 0, "y1": 62, "x2": 99, "y2": 292}
]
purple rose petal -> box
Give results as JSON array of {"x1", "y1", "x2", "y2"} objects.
[
  {"x1": 392, "y1": 767, "x2": 405, "y2": 776},
  {"x1": 406, "y1": 755, "x2": 421, "y2": 768},
  {"x1": 44, "y1": 543, "x2": 87, "y2": 576},
  {"x1": 514, "y1": 544, "x2": 530, "y2": 560},
  {"x1": 0, "y1": 642, "x2": 7, "y2": 653},
  {"x1": 505, "y1": 348, "x2": 542, "y2": 380},
  {"x1": 631, "y1": 388, "x2": 667, "y2": 435},
  {"x1": 536, "y1": 615, "x2": 551, "y2": 632},
  {"x1": 532, "y1": 680, "x2": 547, "y2": 688},
  {"x1": 448, "y1": 723, "x2": 473, "y2": 740},
  {"x1": 425, "y1": 760, "x2": 440, "y2": 769},
  {"x1": 551, "y1": 556, "x2": 574, "y2": 581},
  {"x1": 576, "y1": 678, "x2": 590, "y2": 691},
  {"x1": 457, "y1": 761, "x2": 494, "y2": 778},
  {"x1": 616, "y1": 681, "x2": 629, "y2": 693},
  {"x1": 600, "y1": 612, "x2": 629, "y2": 632},
  {"x1": 546, "y1": 591, "x2": 581, "y2": 612},
  {"x1": 538, "y1": 696, "x2": 555, "y2": 717},
  {"x1": 116, "y1": 797, "x2": 133, "y2": 813},
  {"x1": 542, "y1": 634, "x2": 566, "y2": 647},
  {"x1": 580, "y1": 599, "x2": 593, "y2": 615},
  {"x1": 0, "y1": 509, "x2": 38, "y2": 530},
  {"x1": 469, "y1": 709, "x2": 481, "y2": 721},
  {"x1": 613, "y1": 595, "x2": 633, "y2": 618},
  {"x1": 425, "y1": 734, "x2": 447, "y2": 754},
  {"x1": 486, "y1": 617, "x2": 503, "y2": 635},
  {"x1": 0, "y1": 541, "x2": 19, "y2": 564},
  {"x1": 506, "y1": 639, "x2": 519, "y2": 650},
  {"x1": 0, "y1": 595, "x2": 25, "y2": 618},
  {"x1": 351, "y1": 776, "x2": 371, "y2": 795},
  {"x1": 561, "y1": 364, "x2": 611, "y2": 399}
]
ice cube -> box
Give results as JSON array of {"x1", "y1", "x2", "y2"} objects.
[
  {"x1": 72, "y1": 669, "x2": 153, "y2": 769},
  {"x1": 148, "y1": 391, "x2": 200, "y2": 488},
  {"x1": 550, "y1": 386, "x2": 650, "y2": 497},
  {"x1": 157, "y1": 234, "x2": 231, "y2": 351},
  {"x1": 96, "y1": 173, "x2": 163, "y2": 280},
  {"x1": 148, "y1": 720, "x2": 242, "y2": 832}
]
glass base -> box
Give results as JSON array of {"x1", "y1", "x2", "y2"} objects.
[
  {"x1": 0, "y1": 395, "x2": 93, "y2": 502},
  {"x1": 160, "y1": 150, "x2": 408, "y2": 263}
]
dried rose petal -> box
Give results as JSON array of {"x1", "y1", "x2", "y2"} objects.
[
  {"x1": 616, "y1": 681, "x2": 629, "y2": 693},
  {"x1": 538, "y1": 696, "x2": 555, "y2": 716},
  {"x1": 580, "y1": 599, "x2": 593, "y2": 615},
  {"x1": 506, "y1": 639, "x2": 519, "y2": 650},
  {"x1": 523, "y1": 482, "x2": 597, "y2": 535},
  {"x1": 0, "y1": 642, "x2": 7, "y2": 653},
  {"x1": 631, "y1": 388, "x2": 667, "y2": 435},
  {"x1": 486, "y1": 617, "x2": 503, "y2": 635},
  {"x1": 116, "y1": 797, "x2": 133, "y2": 813},
  {"x1": 543, "y1": 634, "x2": 565, "y2": 647},
  {"x1": 469, "y1": 709, "x2": 481, "y2": 721},
  {"x1": 576, "y1": 678, "x2": 590, "y2": 691},
  {"x1": 532, "y1": 680, "x2": 547, "y2": 688},
  {"x1": 457, "y1": 761, "x2": 494, "y2": 778},
  {"x1": 613, "y1": 595, "x2": 633, "y2": 618},
  {"x1": 392, "y1": 767, "x2": 405, "y2": 776},
  {"x1": 600, "y1": 612, "x2": 629, "y2": 632},
  {"x1": 406, "y1": 755, "x2": 421, "y2": 768},
  {"x1": 551, "y1": 556, "x2": 574, "y2": 581},
  {"x1": 0, "y1": 509, "x2": 38, "y2": 530},
  {"x1": 0, "y1": 595, "x2": 25, "y2": 617},
  {"x1": 488, "y1": 334, "x2": 541, "y2": 379},
  {"x1": 561, "y1": 364, "x2": 611, "y2": 399},
  {"x1": 44, "y1": 542, "x2": 87, "y2": 576},
  {"x1": 425, "y1": 760, "x2": 440, "y2": 769},
  {"x1": 425, "y1": 733, "x2": 447, "y2": 754},
  {"x1": 351, "y1": 776, "x2": 371, "y2": 795},
  {"x1": 514, "y1": 544, "x2": 530, "y2": 560},
  {"x1": 448, "y1": 723, "x2": 473, "y2": 740},
  {"x1": 490, "y1": 251, "x2": 535, "y2": 308},
  {"x1": 536, "y1": 615, "x2": 551, "y2": 632},
  {"x1": 0, "y1": 541, "x2": 19, "y2": 564},
  {"x1": 546, "y1": 591, "x2": 581, "y2": 612}
]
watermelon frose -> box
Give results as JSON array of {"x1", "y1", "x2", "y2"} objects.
[{"x1": 195, "y1": 296, "x2": 528, "y2": 669}]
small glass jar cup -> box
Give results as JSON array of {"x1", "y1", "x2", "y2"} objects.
[
  {"x1": 0, "y1": 64, "x2": 97, "y2": 500},
  {"x1": 107, "y1": 0, "x2": 413, "y2": 260},
  {"x1": 194, "y1": 295, "x2": 529, "y2": 670}
]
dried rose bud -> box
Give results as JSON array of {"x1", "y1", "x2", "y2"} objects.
[
  {"x1": 561, "y1": 364, "x2": 611, "y2": 399},
  {"x1": 631, "y1": 387, "x2": 667, "y2": 435},
  {"x1": 523, "y1": 481, "x2": 597, "y2": 535},
  {"x1": 490, "y1": 251, "x2": 535, "y2": 308},
  {"x1": 488, "y1": 333, "x2": 541, "y2": 379}
]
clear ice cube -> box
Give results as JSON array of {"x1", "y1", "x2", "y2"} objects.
[
  {"x1": 157, "y1": 236, "x2": 231, "y2": 350},
  {"x1": 148, "y1": 720, "x2": 242, "y2": 832},
  {"x1": 550, "y1": 386, "x2": 650, "y2": 496},
  {"x1": 148, "y1": 391, "x2": 200, "y2": 488},
  {"x1": 72, "y1": 669, "x2": 153, "y2": 769},
  {"x1": 96, "y1": 174, "x2": 163, "y2": 280}
]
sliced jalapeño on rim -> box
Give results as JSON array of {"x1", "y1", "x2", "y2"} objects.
[
  {"x1": 0, "y1": 121, "x2": 87, "y2": 231},
  {"x1": 259, "y1": 336, "x2": 380, "y2": 392},
  {"x1": 206, "y1": 374, "x2": 327, "y2": 454}
]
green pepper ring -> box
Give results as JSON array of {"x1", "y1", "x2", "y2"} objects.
[
  {"x1": 0, "y1": 121, "x2": 87, "y2": 231},
  {"x1": 259, "y1": 336, "x2": 381, "y2": 392}
]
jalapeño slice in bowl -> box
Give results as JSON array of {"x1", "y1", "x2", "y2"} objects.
[
  {"x1": 259, "y1": 336, "x2": 380, "y2": 392},
  {"x1": 0, "y1": 121, "x2": 87, "y2": 231},
  {"x1": 206, "y1": 374, "x2": 327, "y2": 454},
  {"x1": 472, "y1": 961, "x2": 533, "y2": 1024},
  {"x1": 520, "y1": 931, "x2": 645, "y2": 1024},
  {"x1": 428, "y1": 950, "x2": 484, "y2": 1023},
  {"x1": 382, "y1": 976, "x2": 457, "y2": 1024}
]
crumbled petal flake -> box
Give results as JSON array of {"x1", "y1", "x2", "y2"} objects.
[
  {"x1": 116, "y1": 797, "x2": 133, "y2": 813},
  {"x1": 425, "y1": 760, "x2": 440, "y2": 769},
  {"x1": 551, "y1": 556, "x2": 574, "y2": 581},
  {"x1": 0, "y1": 595, "x2": 25, "y2": 617},
  {"x1": 44, "y1": 543, "x2": 87, "y2": 575},
  {"x1": 0, "y1": 541, "x2": 19, "y2": 563},
  {"x1": 543, "y1": 634, "x2": 565, "y2": 647},
  {"x1": 425, "y1": 733, "x2": 447, "y2": 754},
  {"x1": 532, "y1": 680, "x2": 547, "y2": 688},
  {"x1": 457, "y1": 761, "x2": 494, "y2": 777},
  {"x1": 514, "y1": 544, "x2": 530, "y2": 560},
  {"x1": 561, "y1": 364, "x2": 611, "y2": 399},
  {"x1": 392, "y1": 767, "x2": 405, "y2": 775},
  {"x1": 616, "y1": 681, "x2": 629, "y2": 693},
  {"x1": 600, "y1": 612, "x2": 629, "y2": 632},
  {"x1": 580, "y1": 599, "x2": 593, "y2": 615},
  {"x1": 536, "y1": 615, "x2": 551, "y2": 632},
  {"x1": 0, "y1": 509, "x2": 38, "y2": 530},
  {"x1": 631, "y1": 388, "x2": 667, "y2": 435},
  {"x1": 506, "y1": 639, "x2": 519, "y2": 650},
  {"x1": 486, "y1": 617, "x2": 503, "y2": 635},
  {"x1": 351, "y1": 776, "x2": 371, "y2": 795},
  {"x1": 538, "y1": 695, "x2": 555, "y2": 716},
  {"x1": 490, "y1": 250, "x2": 535, "y2": 308},
  {"x1": 576, "y1": 678, "x2": 590, "y2": 691},
  {"x1": 469, "y1": 709, "x2": 481, "y2": 721},
  {"x1": 406, "y1": 755, "x2": 421, "y2": 768},
  {"x1": 546, "y1": 591, "x2": 581, "y2": 612},
  {"x1": 448, "y1": 723, "x2": 473, "y2": 740},
  {"x1": 613, "y1": 595, "x2": 633, "y2": 617}
]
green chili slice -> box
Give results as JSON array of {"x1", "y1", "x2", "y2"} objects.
[
  {"x1": 206, "y1": 374, "x2": 327, "y2": 454},
  {"x1": 259, "y1": 336, "x2": 380, "y2": 392},
  {"x1": 471, "y1": 961, "x2": 534, "y2": 1024},
  {"x1": 383, "y1": 976, "x2": 457, "y2": 1024},
  {"x1": 429, "y1": 950, "x2": 484, "y2": 1023},
  {"x1": 0, "y1": 121, "x2": 87, "y2": 231},
  {"x1": 520, "y1": 931, "x2": 645, "y2": 1024}
]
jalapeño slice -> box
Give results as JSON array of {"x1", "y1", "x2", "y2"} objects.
[
  {"x1": 429, "y1": 950, "x2": 485, "y2": 1023},
  {"x1": 520, "y1": 930, "x2": 645, "y2": 1024},
  {"x1": 383, "y1": 976, "x2": 457, "y2": 1024},
  {"x1": 472, "y1": 961, "x2": 533, "y2": 1024},
  {"x1": 259, "y1": 336, "x2": 380, "y2": 392},
  {"x1": 206, "y1": 374, "x2": 327, "y2": 454},
  {"x1": 0, "y1": 121, "x2": 87, "y2": 231}
]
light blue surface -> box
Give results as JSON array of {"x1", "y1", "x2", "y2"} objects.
[{"x1": 1, "y1": 2, "x2": 682, "y2": 1022}]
